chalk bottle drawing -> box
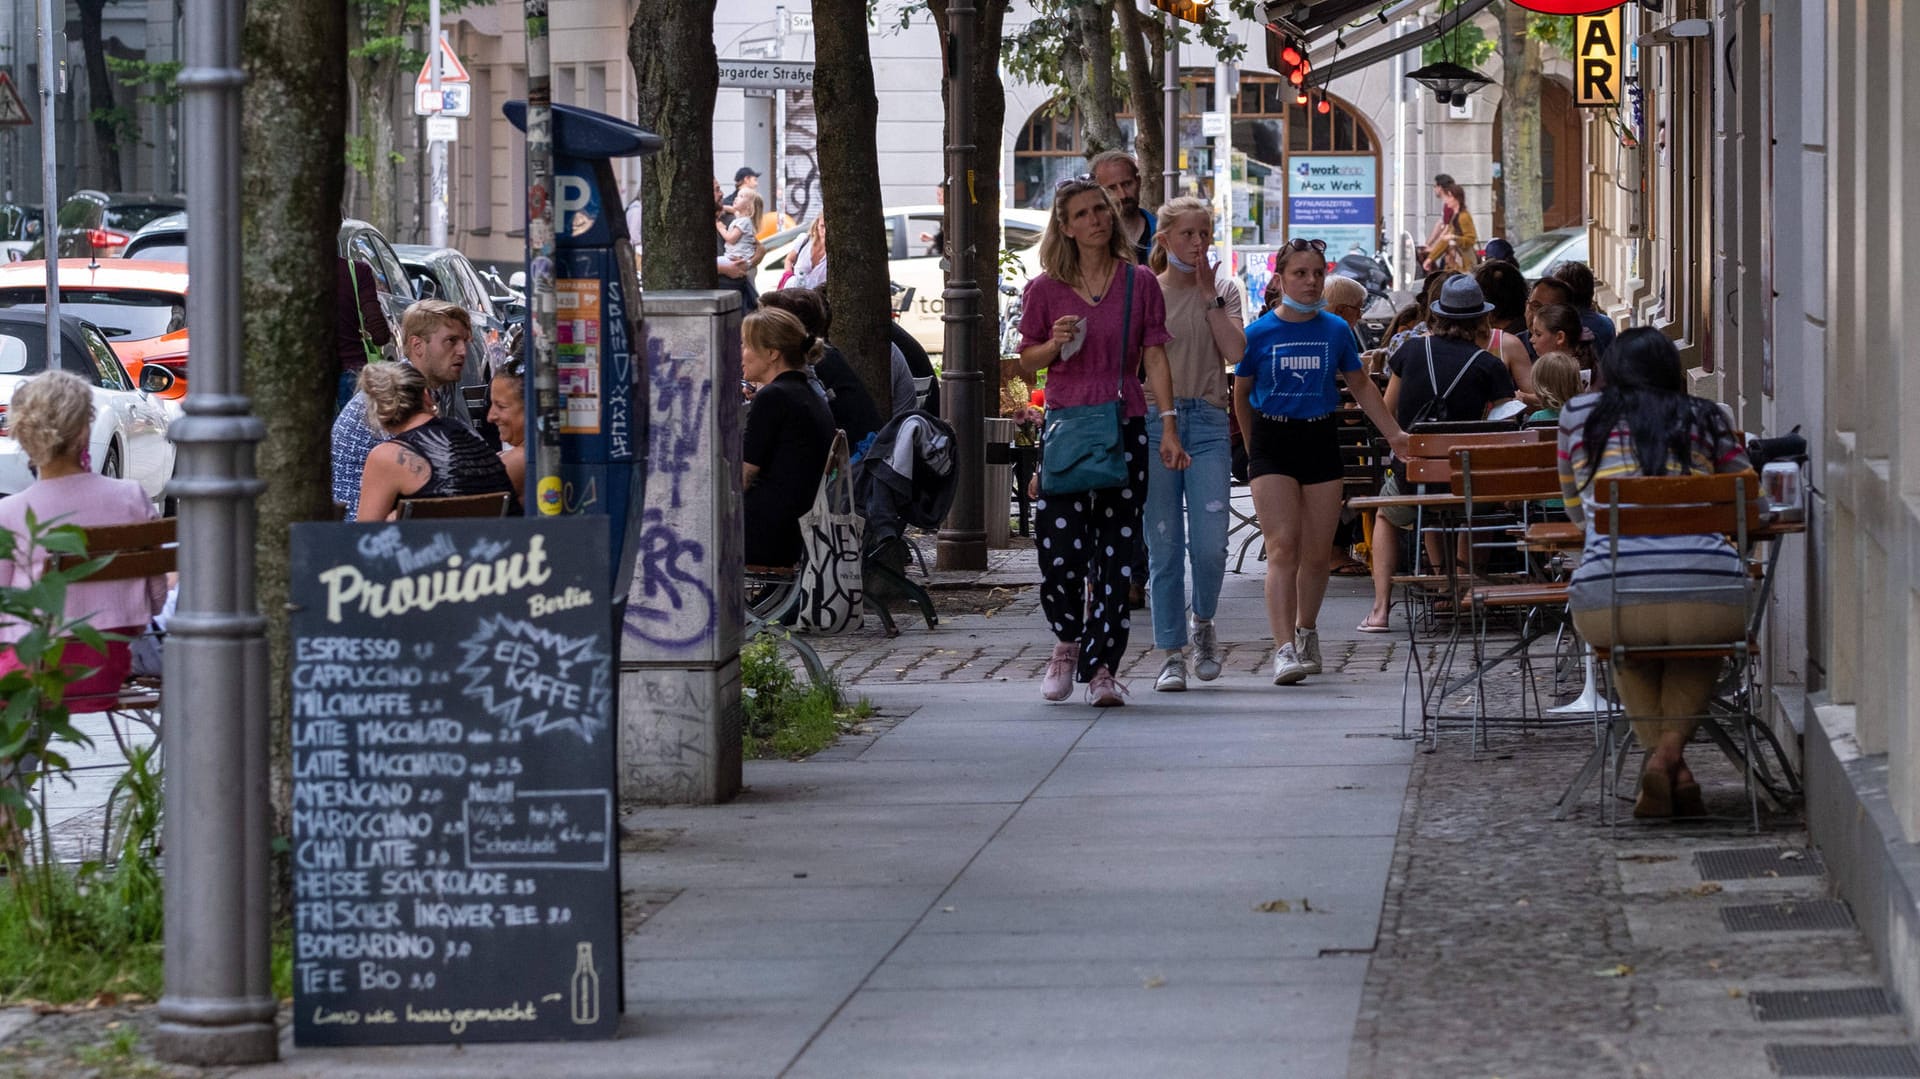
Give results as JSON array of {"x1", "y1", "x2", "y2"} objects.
[{"x1": 570, "y1": 941, "x2": 600, "y2": 1025}]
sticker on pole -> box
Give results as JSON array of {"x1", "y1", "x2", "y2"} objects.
[
  {"x1": 415, "y1": 84, "x2": 472, "y2": 118},
  {"x1": 0, "y1": 73, "x2": 32, "y2": 127}
]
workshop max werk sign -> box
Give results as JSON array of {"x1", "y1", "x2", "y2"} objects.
[
  {"x1": 289, "y1": 517, "x2": 620, "y2": 1046},
  {"x1": 1288, "y1": 155, "x2": 1377, "y2": 259}
]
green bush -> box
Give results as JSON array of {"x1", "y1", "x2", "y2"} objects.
[
  {"x1": 740, "y1": 636, "x2": 870, "y2": 759},
  {"x1": 0, "y1": 513, "x2": 166, "y2": 1003}
]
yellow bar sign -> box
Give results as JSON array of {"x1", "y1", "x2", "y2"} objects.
[{"x1": 1576, "y1": 9, "x2": 1623, "y2": 107}]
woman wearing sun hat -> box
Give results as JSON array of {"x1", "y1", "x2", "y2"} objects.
[{"x1": 1360, "y1": 275, "x2": 1519, "y2": 633}]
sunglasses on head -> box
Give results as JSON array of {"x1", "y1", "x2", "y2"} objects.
[
  {"x1": 1053, "y1": 173, "x2": 1097, "y2": 193},
  {"x1": 1282, "y1": 237, "x2": 1328, "y2": 254}
]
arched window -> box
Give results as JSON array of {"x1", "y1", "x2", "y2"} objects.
[
  {"x1": 1009, "y1": 76, "x2": 1378, "y2": 227},
  {"x1": 1012, "y1": 107, "x2": 1099, "y2": 209}
]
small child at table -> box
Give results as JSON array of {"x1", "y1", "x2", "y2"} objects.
[{"x1": 1528, "y1": 351, "x2": 1583, "y2": 424}]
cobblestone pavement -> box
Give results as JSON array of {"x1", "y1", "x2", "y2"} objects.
[
  {"x1": 1349, "y1": 652, "x2": 1916, "y2": 1079},
  {"x1": 831, "y1": 544, "x2": 1919, "y2": 1078}
]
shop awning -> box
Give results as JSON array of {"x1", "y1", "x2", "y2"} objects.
[{"x1": 1265, "y1": 0, "x2": 1499, "y2": 81}]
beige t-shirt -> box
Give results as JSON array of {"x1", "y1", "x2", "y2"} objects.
[{"x1": 1149, "y1": 268, "x2": 1245, "y2": 411}]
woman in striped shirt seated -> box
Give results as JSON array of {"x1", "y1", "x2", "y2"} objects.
[{"x1": 1558, "y1": 327, "x2": 1752, "y2": 818}]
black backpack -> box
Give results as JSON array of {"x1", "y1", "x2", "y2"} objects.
[{"x1": 1407, "y1": 336, "x2": 1493, "y2": 427}]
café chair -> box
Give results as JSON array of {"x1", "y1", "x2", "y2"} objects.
[{"x1": 1582, "y1": 471, "x2": 1771, "y2": 829}]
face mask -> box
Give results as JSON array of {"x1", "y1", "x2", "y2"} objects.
[
  {"x1": 1280, "y1": 294, "x2": 1326, "y2": 315},
  {"x1": 1166, "y1": 249, "x2": 1198, "y2": 274}
]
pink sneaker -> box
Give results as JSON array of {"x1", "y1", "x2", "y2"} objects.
[
  {"x1": 1086, "y1": 667, "x2": 1129, "y2": 707},
  {"x1": 1041, "y1": 641, "x2": 1079, "y2": 702}
]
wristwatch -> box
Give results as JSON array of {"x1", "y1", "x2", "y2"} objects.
[{"x1": 1211, "y1": 296, "x2": 1228, "y2": 310}]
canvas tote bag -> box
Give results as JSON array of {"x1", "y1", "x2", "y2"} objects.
[{"x1": 797, "y1": 430, "x2": 865, "y2": 633}]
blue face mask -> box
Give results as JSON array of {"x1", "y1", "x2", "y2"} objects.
[
  {"x1": 1280, "y1": 294, "x2": 1326, "y2": 314},
  {"x1": 1166, "y1": 249, "x2": 1198, "y2": 274}
]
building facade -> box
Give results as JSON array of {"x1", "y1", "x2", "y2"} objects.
[
  {"x1": 1583, "y1": 0, "x2": 1920, "y2": 1027},
  {"x1": 422, "y1": 1, "x2": 1559, "y2": 283}
]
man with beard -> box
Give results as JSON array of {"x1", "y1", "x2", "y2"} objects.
[{"x1": 1090, "y1": 150, "x2": 1158, "y2": 265}]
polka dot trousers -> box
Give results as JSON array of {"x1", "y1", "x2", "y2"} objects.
[{"x1": 1037, "y1": 417, "x2": 1148, "y2": 683}]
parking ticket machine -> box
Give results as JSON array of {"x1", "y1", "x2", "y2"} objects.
[{"x1": 505, "y1": 101, "x2": 661, "y2": 599}]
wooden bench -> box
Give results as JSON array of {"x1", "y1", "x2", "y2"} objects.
[{"x1": 43, "y1": 517, "x2": 176, "y2": 754}]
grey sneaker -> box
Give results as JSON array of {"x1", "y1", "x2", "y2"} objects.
[
  {"x1": 1041, "y1": 641, "x2": 1079, "y2": 702},
  {"x1": 1294, "y1": 628, "x2": 1322, "y2": 676},
  {"x1": 1272, "y1": 642, "x2": 1308, "y2": 686},
  {"x1": 1190, "y1": 618, "x2": 1222, "y2": 681},
  {"x1": 1154, "y1": 654, "x2": 1188, "y2": 693}
]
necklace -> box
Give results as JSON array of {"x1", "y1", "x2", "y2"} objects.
[{"x1": 1080, "y1": 260, "x2": 1113, "y2": 304}]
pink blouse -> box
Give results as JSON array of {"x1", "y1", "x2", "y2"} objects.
[{"x1": 0, "y1": 472, "x2": 166, "y2": 643}]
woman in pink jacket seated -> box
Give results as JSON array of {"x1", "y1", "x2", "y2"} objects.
[{"x1": 0, "y1": 370, "x2": 166, "y2": 705}]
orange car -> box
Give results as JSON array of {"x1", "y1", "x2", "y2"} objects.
[{"x1": 0, "y1": 260, "x2": 189, "y2": 399}]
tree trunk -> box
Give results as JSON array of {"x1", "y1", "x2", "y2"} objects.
[
  {"x1": 1061, "y1": 0, "x2": 1125, "y2": 155},
  {"x1": 1115, "y1": 0, "x2": 1162, "y2": 207},
  {"x1": 347, "y1": 2, "x2": 405, "y2": 235},
  {"x1": 241, "y1": 0, "x2": 347, "y2": 905},
  {"x1": 365, "y1": 69, "x2": 398, "y2": 235},
  {"x1": 928, "y1": 0, "x2": 1009, "y2": 392},
  {"x1": 76, "y1": 0, "x2": 123, "y2": 190},
  {"x1": 1499, "y1": 5, "x2": 1544, "y2": 244},
  {"x1": 628, "y1": 0, "x2": 719, "y2": 291},
  {"x1": 811, "y1": 0, "x2": 892, "y2": 406}
]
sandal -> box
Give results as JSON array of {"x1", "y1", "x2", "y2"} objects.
[
  {"x1": 1634, "y1": 770, "x2": 1674, "y2": 819},
  {"x1": 1331, "y1": 558, "x2": 1370, "y2": 577},
  {"x1": 1673, "y1": 780, "x2": 1707, "y2": 818},
  {"x1": 1356, "y1": 619, "x2": 1393, "y2": 634}
]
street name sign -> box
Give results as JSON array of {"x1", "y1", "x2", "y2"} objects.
[
  {"x1": 718, "y1": 59, "x2": 815, "y2": 91},
  {"x1": 289, "y1": 517, "x2": 620, "y2": 1046}
]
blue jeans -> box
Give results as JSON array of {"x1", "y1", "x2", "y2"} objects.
[{"x1": 1144, "y1": 400, "x2": 1232, "y2": 650}]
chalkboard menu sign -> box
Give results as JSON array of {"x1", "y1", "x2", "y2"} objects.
[{"x1": 290, "y1": 518, "x2": 620, "y2": 1046}]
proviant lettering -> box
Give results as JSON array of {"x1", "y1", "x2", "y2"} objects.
[{"x1": 317, "y1": 538, "x2": 553, "y2": 624}]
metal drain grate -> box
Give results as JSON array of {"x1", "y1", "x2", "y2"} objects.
[
  {"x1": 1767, "y1": 1043, "x2": 1920, "y2": 1077},
  {"x1": 1722, "y1": 900, "x2": 1857, "y2": 933},
  {"x1": 1753, "y1": 988, "x2": 1896, "y2": 1022},
  {"x1": 1697, "y1": 846, "x2": 1827, "y2": 881}
]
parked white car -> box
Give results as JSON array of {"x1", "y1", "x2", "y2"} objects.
[
  {"x1": 1513, "y1": 226, "x2": 1590, "y2": 281},
  {"x1": 0, "y1": 311, "x2": 176, "y2": 505},
  {"x1": 755, "y1": 206, "x2": 1048, "y2": 357}
]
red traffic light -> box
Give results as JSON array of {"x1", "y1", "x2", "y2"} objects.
[{"x1": 1281, "y1": 46, "x2": 1301, "y2": 66}]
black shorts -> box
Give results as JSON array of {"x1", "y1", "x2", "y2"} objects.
[{"x1": 1246, "y1": 413, "x2": 1344, "y2": 486}]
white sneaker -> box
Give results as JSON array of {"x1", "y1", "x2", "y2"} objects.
[
  {"x1": 1294, "y1": 628, "x2": 1322, "y2": 676},
  {"x1": 1272, "y1": 643, "x2": 1308, "y2": 686},
  {"x1": 1041, "y1": 641, "x2": 1079, "y2": 702},
  {"x1": 1154, "y1": 654, "x2": 1188, "y2": 693},
  {"x1": 1087, "y1": 667, "x2": 1129, "y2": 707},
  {"x1": 1190, "y1": 618, "x2": 1222, "y2": 681}
]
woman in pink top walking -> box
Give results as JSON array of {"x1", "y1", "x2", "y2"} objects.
[
  {"x1": 0, "y1": 370, "x2": 167, "y2": 701},
  {"x1": 1012, "y1": 175, "x2": 1186, "y2": 707}
]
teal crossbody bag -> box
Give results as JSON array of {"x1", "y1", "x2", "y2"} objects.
[{"x1": 1041, "y1": 267, "x2": 1132, "y2": 495}]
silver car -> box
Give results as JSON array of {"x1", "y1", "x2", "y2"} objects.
[{"x1": 0, "y1": 311, "x2": 175, "y2": 504}]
